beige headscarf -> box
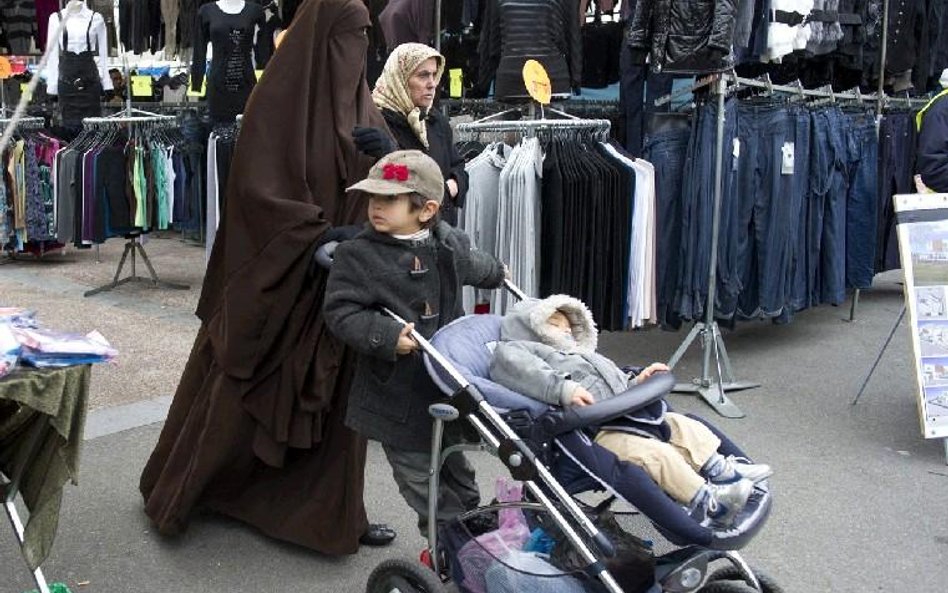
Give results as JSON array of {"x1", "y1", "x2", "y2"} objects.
[{"x1": 372, "y1": 43, "x2": 445, "y2": 148}]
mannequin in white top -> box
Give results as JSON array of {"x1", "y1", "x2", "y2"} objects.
[{"x1": 43, "y1": 0, "x2": 113, "y2": 96}]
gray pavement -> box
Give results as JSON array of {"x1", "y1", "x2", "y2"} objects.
[{"x1": 2, "y1": 237, "x2": 948, "y2": 592}]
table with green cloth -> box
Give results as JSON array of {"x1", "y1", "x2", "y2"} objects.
[{"x1": 0, "y1": 365, "x2": 91, "y2": 572}]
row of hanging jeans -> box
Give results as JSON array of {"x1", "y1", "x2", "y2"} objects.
[
  {"x1": 1, "y1": 128, "x2": 60, "y2": 251},
  {"x1": 647, "y1": 97, "x2": 881, "y2": 329},
  {"x1": 54, "y1": 123, "x2": 192, "y2": 246},
  {"x1": 460, "y1": 134, "x2": 658, "y2": 331}
]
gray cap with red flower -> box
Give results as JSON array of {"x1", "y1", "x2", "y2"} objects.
[{"x1": 346, "y1": 149, "x2": 444, "y2": 204}]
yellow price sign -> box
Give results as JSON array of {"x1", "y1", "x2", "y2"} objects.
[
  {"x1": 522, "y1": 59, "x2": 552, "y2": 105},
  {"x1": 20, "y1": 83, "x2": 31, "y2": 101},
  {"x1": 187, "y1": 78, "x2": 206, "y2": 98},
  {"x1": 255, "y1": 69, "x2": 264, "y2": 81},
  {"x1": 0, "y1": 57, "x2": 11, "y2": 80},
  {"x1": 130, "y1": 75, "x2": 152, "y2": 98},
  {"x1": 449, "y1": 68, "x2": 463, "y2": 99}
]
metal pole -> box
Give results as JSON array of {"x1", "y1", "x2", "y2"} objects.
[
  {"x1": 876, "y1": 0, "x2": 890, "y2": 118},
  {"x1": 852, "y1": 305, "x2": 906, "y2": 405},
  {"x1": 702, "y1": 76, "x2": 727, "y2": 381},
  {"x1": 433, "y1": 0, "x2": 442, "y2": 51},
  {"x1": 669, "y1": 74, "x2": 757, "y2": 418}
]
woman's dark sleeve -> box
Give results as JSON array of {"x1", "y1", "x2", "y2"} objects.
[{"x1": 446, "y1": 127, "x2": 470, "y2": 209}]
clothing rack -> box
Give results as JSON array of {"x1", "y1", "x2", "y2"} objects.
[
  {"x1": 79, "y1": 111, "x2": 188, "y2": 297},
  {"x1": 656, "y1": 63, "x2": 933, "y2": 417}
]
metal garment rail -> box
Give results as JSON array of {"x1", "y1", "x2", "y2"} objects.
[{"x1": 455, "y1": 116, "x2": 612, "y2": 140}]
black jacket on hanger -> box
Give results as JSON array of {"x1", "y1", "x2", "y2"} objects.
[
  {"x1": 883, "y1": 0, "x2": 925, "y2": 74},
  {"x1": 475, "y1": 0, "x2": 582, "y2": 100},
  {"x1": 380, "y1": 108, "x2": 469, "y2": 226},
  {"x1": 626, "y1": 0, "x2": 737, "y2": 73}
]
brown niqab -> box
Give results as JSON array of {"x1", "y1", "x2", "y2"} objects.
[{"x1": 140, "y1": 0, "x2": 385, "y2": 554}]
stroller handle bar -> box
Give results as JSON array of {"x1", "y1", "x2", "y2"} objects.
[{"x1": 380, "y1": 279, "x2": 528, "y2": 390}]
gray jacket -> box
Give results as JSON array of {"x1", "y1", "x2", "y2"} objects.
[
  {"x1": 324, "y1": 221, "x2": 505, "y2": 451},
  {"x1": 489, "y1": 295, "x2": 667, "y2": 436}
]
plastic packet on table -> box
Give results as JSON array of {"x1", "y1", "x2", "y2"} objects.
[
  {"x1": 0, "y1": 321, "x2": 21, "y2": 378},
  {"x1": 12, "y1": 327, "x2": 118, "y2": 358}
]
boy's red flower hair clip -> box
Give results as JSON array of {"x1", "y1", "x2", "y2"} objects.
[{"x1": 383, "y1": 163, "x2": 410, "y2": 181}]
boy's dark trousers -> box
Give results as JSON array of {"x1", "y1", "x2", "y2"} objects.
[{"x1": 382, "y1": 443, "x2": 481, "y2": 536}]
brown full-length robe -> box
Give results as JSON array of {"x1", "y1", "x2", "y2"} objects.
[{"x1": 139, "y1": 0, "x2": 387, "y2": 554}]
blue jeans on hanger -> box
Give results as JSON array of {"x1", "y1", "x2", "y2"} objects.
[
  {"x1": 876, "y1": 112, "x2": 916, "y2": 273},
  {"x1": 787, "y1": 107, "x2": 813, "y2": 317},
  {"x1": 645, "y1": 126, "x2": 691, "y2": 330},
  {"x1": 676, "y1": 98, "x2": 739, "y2": 322},
  {"x1": 734, "y1": 103, "x2": 797, "y2": 319},
  {"x1": 809, "y1": 106, "x2": 851, "y2": 307},
  {"x1": 845, "y1": 115, "x2": 880, "y2": 290}
]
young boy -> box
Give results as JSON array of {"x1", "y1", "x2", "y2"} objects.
[
  {"x1": 324, "y1": 150, "x2": 507, "y2": 537},
  {"x1": 489, "y1": 294, "x2": 773, "y2": 527}
]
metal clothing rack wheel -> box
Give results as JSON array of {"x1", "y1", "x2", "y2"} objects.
[
  {"x1": 663, "y1": 74, "x2": 758, "y2": 419},
  {"x1": 83, "y1": 235, "x2": 189, "y2": 297}
]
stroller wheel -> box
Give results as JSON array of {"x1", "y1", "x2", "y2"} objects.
[
  {"x1": 697, "y1": 582, "x2": 756, "y2": 593},
  {"x1": 366, "y1": 558, "x2": 447, "y2": 593},
  {"x1": 703, "y1": 565, "x2": 783, "y2": 593}
]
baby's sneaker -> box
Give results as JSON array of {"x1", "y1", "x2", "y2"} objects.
[
  {"x1": 709, "y1": 454, "x2": 773, "y2": 484},
  {"x1": 705, "y1": 478, "x2": 754, "y2": 527}
]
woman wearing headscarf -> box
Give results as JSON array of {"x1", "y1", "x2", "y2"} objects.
[
  {"x1": 139, "y1": 0, "x2": 396, "y2": 552},
  {"x1": 353, "y1": 42, "x2": 468, "y2": 226}
]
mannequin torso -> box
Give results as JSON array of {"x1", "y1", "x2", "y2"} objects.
[
  {"x1": 192, "y1": 0, "x2": 265, "y2": 122},
  {"x1": 43, "y1": 0, "x2": 114, "y2": 125}
]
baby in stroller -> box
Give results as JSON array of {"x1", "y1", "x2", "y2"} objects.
[
  {"x1": 488, "y1": 295, "x2": 772, "y2": 527},
  {"x1": 365, "y1": 287, "x2": 779, "y2": 593}
]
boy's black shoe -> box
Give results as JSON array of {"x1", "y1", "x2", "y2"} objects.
[{"x1": 360, "y1": 523, "x2": 397, "y2": 546}]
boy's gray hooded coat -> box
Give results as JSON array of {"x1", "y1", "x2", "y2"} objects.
[{"x1": 489, "y1": 295, "x2": 667, "y2": 437}]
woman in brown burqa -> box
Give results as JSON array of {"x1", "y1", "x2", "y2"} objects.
[{"x1": 139, "y1": 0, "x2": 393, "y2": 553}]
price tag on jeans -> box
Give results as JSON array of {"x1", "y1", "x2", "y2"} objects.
[
  {"x1": 781, "y1": 142, "x2": 795, "y2": 175},
  {"x1": 732, "y1": 138, "x2": 740, "y2": 171}
]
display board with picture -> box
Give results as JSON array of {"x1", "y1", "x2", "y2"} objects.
[{"x1": 895, "y1": 193, "x2": 948, "y2": 440}]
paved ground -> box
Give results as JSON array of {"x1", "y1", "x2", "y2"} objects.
[{"x1": 2, "y1": 237, "x2": 947, "y2": 592}]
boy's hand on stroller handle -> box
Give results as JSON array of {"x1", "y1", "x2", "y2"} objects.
[
  {"x1": 395, "y1": 323, "x2": 419, "y2": 355},
  {"x1": 570, "y1": 387, "x2": 595, "y2": 407}
]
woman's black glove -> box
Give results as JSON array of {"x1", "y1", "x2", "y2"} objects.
[
  {"x1": 352, "y1": 126, "x2": 396, "y2": 159},
  {"x1": 311, "y1": 225, "x2": 363, "y2": 274}
]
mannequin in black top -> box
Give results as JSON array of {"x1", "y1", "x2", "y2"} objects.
[{"x1": 191, "y1": 0, "x2": 266, "y2": 123}]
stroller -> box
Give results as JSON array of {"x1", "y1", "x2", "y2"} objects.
[{"x1": 366, "y1": 282, "x2": 777, "y2": 593}]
